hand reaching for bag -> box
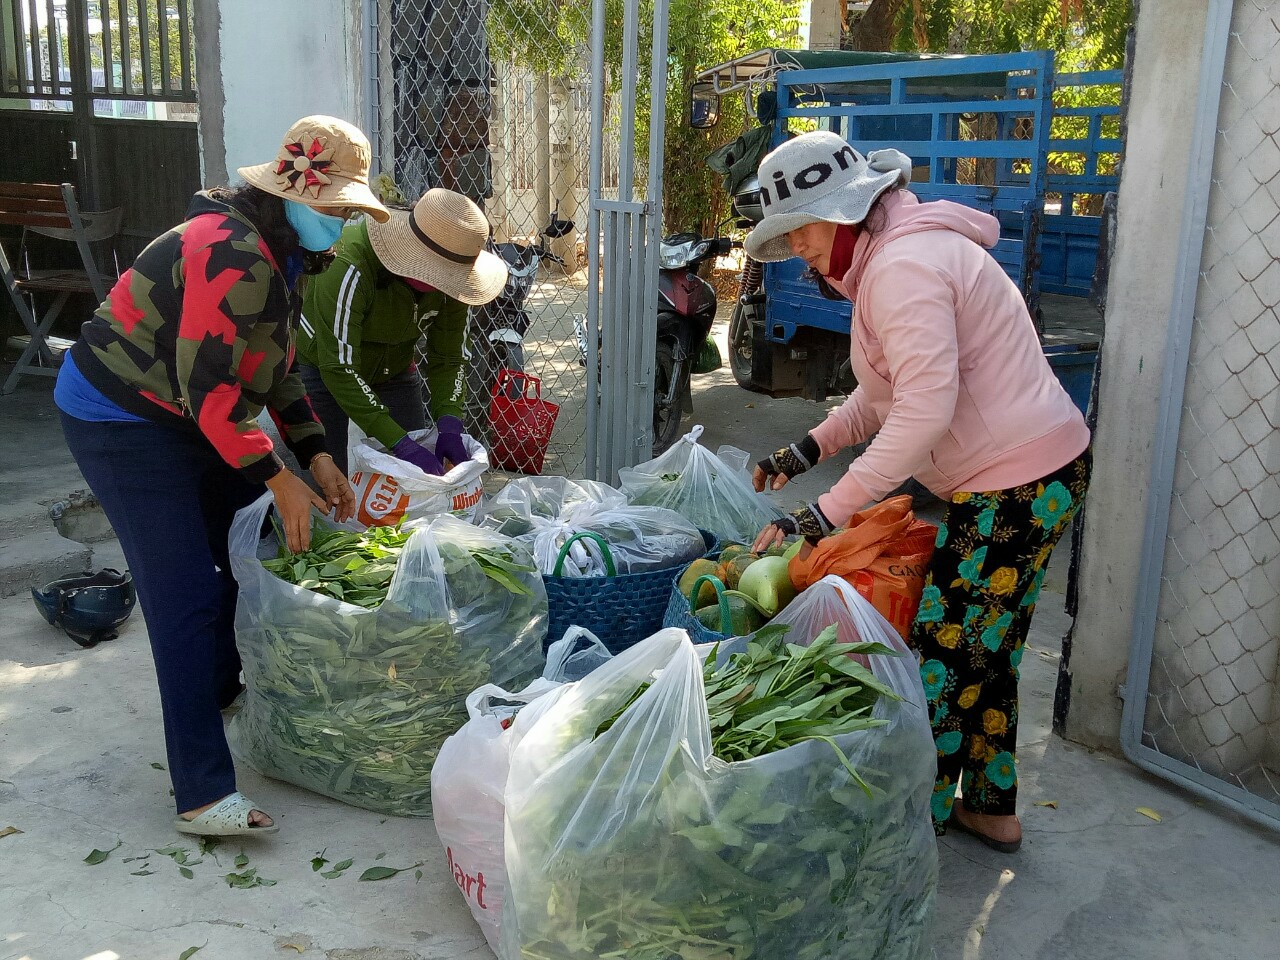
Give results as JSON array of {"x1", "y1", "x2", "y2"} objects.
[
  {"x1": 754, "y1": 434, "x2": 822, "y2": 492},
  {"x1": 266, "y1": 468, "x2": 329, "y2": 553},
  {"x1": 752, "y1": 503, "x2": 834, "y2": 552},
  {"x1": 434, "y1": 416, "x2": 470, "y2": 470},
  {"x1": 309, "y1": 453, "x2": 356, "y2": 523},
  {"x1": 392, "y1": 434, "x2": 445, "y2": 476}
]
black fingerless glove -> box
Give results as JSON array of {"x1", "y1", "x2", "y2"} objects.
[
  {"x1": 773, "y1": 502, "x2": 834, "y2": 544},
  {"x1": 757, "y1": 434, "x2": 821, "y2": 485}
]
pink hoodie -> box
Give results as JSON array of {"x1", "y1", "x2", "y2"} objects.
[{"x1": 811, "y1": 190, "x2": 1090, "y2": 526}]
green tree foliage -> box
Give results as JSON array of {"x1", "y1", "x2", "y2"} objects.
[
  {"x1": 662, "y1": 0, "x2": 803, "y2": 232},
  {"x1": 892, "y1": 0, "x2": 1130, "y2": 70},
  {"x1": 489, "y1": 0, "x2": 803, "y2": 234},
  {"x1": 886, "y1": 0, "x2": 1131, "y2": 214}
]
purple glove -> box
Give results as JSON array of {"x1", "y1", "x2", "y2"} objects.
[
  {"x1": 434, "y1": 416, "x2": 471, "y2": 468},
  {"x1": 392, "y1": 435, "x2": 445, "y2": 476}
]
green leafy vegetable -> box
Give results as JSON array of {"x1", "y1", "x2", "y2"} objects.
[
  {"x1": 235, "y1": 521, "x2": 546, "y2": 817},
  {"x1": 358, "y1": 861, "x2": 423, "y2": 882},
  {"x1": 223, "y1": 867, "x2": 276, "y2": 889},
  {"x1": 83, "y1": 839, "x2": 122, "y2": 865},
  {"x1": 507, "y1": 626, "x2": 938, "y2": 960},
  {"x1": 320, "y1": 858, "x2": 354, "y2": 879}
]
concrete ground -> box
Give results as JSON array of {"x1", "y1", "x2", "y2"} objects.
[{"x1": 3, "y1": 317, "x2": 1279, "y2": 960}]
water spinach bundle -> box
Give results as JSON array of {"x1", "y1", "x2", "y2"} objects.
[
  {"x1": 231, "y1": 515, "x2": 547, "y2": 817},
  {"x1": 503, "y1": 626, "x2": 939, "y2": 960}
]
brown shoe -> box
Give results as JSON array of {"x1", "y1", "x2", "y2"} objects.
[{"x1": 946, "y1": 805, "x2": 1022, "y2": 854}]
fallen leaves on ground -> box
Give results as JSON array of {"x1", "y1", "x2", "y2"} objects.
[
  {"x1": 83, "y1": 839, "x2": 123, "y2": 865},
  {"x1": 1136, "y1": 806, "x2": 1162, "y2": 822}
]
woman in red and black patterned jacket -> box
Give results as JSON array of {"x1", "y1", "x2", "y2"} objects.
[{"x1": 55, "y1": 116, "x2": 390, "y2": 838}]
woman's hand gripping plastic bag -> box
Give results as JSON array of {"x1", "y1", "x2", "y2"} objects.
[
  {"x1": 789, "y1": 494, "x2": 937, "y2": 641},
  {"x1": 431, "y1": 629, "x2": 613, "y2": 953},
  {"x1": 500, "y1": 614, "x2": 938, "y2": 960},
  {"x1": 619, "y1": 424, "x2": 785, "y2": 544},
  {"x1": 228, "y1": 496, "x2": 547, "y2": 816},
  {"x1": 481, "y1": 475, "x2": 705, "y2": 577},
  {"x1": 348, "y1": 426, "x2": 489, "y2": 526}
]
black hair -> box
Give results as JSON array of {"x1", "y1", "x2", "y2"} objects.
[{"x1": 208, "y1": 183, "x2": 300, "y2": 267}]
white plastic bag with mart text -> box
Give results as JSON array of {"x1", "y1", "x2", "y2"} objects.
[
  {"x1": 619, "y1": 424, "x2": 784, "y2": 543},
  {"x1": 500, "y1": 619, "x2": 938, "y2": 960},
  {"x1": 430, "y1": 678, "x2": 566, "y2": 954},
  {"x1": 430, "y1": 627, "x2": 602, "y2": 952},
  {"x1": 349, "y1": 426, "x2": 488, "y2": 525}
]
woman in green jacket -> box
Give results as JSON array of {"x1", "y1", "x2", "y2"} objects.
[{"x1": 298, "y1": 188, "x2": 508, "y2": 475}]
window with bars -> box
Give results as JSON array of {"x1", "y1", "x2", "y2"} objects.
[{"x1": 1, "y1": 0, "x2": 195, "y2": 107}]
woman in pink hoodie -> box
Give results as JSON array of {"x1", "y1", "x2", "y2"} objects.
[{"x1": 745, "y1": 131, "x2": 1091, "y2": 853}]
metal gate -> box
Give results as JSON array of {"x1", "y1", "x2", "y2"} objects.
[
  {"x1": 1124, "y1": 0, "x2": 1280, "y2": 831},
  {"x1": 363, "y1": 0, "x2": 667, "y2": 481}
]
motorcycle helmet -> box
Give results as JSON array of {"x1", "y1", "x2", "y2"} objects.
[
  {"x1": 32, "y1": 568, "x2": 136, "y2": 649},
  {"x1": 732, "y1": 174, "x2": 764, "y2": 226}
]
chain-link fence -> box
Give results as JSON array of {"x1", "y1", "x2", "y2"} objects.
[
  {"x1": 1130, "y1": 0, "x2": 1280, "y2": 823},
  {"x1": 368, "y1": 0, "x2": 617, "y2": 479}
]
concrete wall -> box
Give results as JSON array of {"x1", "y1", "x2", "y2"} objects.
[
  {"x1": 196, "y1": 0, "x2": 366, "y2": 188},
  {"x1": 1061, "y1": 0, "x2": 1217, "y2": 749}
]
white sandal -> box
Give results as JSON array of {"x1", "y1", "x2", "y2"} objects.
[{"x1": 175, "y1": 791, "x2": 279, "y2": 837}]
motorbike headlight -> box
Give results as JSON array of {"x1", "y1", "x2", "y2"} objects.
[{"x1": 660, "y1": 245, "x2": 690, "y2": 269}]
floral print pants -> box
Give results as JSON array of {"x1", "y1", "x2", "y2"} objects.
[{"x1": 908, "y1": 450, "x2": 1092, "y2": 832}]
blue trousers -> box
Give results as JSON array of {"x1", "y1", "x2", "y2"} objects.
[{"x1": 60, "y1": 412, "x2": 262, "y2": 813}]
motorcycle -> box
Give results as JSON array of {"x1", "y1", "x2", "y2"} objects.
[
  {"x1": 465, "y1": 209, "x2": 575, "y2": 441},
  {"x1": 725, "y1": 173, "x2": 766, "y2": 390},
  {"x1": 654, "y1": 229, "x2": 735, "y2": 454}
]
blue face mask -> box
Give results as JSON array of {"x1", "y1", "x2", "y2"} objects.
[{"x1": 285, "y1": 201, "x2": 346, "y2": 252}]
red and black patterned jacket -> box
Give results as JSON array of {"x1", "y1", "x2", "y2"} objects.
[{"x1": 70, "y1": 192, "x2": 326, "y2": 484}]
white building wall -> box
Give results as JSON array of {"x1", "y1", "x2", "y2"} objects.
[
  {"x1": 199, "y1": 0, "x2": 366, "y2": 186},
  {"x1": 1063, "y1": 0, "x2": 1217, "y2": 747}
]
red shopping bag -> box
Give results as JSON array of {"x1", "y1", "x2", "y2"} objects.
[{"x1": 488, "y1": 369, "x2": 559, "y2": 475}]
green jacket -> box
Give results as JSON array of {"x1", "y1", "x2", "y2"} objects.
[{"x1": 298, "y1": 220, "x2": 467, "y2": 449}]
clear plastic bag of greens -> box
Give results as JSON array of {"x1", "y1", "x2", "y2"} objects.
[
  {"x1": 227, "y1": 495, "x2": 547, "y2": 816},
  {"x1": 501, "y1": 620, "x2": 937, "y2": 960},
  {"x1": 619, "y1": 424, "x2": 785, "y2": 544},
  {"x1": 482, "y1": 476, "x2": 705, "y2": 577}
]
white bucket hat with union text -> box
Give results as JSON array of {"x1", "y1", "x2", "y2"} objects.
[{"x1": 743, "y1": 131, "x2": 912, "y2": 263}]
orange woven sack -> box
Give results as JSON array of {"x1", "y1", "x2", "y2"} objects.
[{"x1": 788, "y1": 495, "x2": 937, "y2": 641}]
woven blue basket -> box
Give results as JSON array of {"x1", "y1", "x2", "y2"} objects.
[
  {"x1": 662, "y1": 573, "x2": 735, "y2": 645},
  {"x1": 545, "y1": 529, "x2": 717, "y2": 655}
]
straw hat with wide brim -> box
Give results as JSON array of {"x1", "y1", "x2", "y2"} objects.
[
  {"x1": 366, "y1": 189, "x2": 508, "y2": 305},
  {"x1": 743, "y1": 131, "x2": 912, "y2": 263},
  {"x1": 238, "y1": 115, "x2": 390, "y2": 223}
]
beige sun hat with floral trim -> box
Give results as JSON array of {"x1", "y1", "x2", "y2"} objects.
[
  {"x1": 238, "y1": 115, "x2": 390, "y2": 223},
  {"x1": 366, "y1": 188, "x2": 508, "y2": 305}
]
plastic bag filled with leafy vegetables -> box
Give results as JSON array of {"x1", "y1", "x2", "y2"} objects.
[
  {"x1": 501, "y1": 616, "x2": 937, "y2": 960},
  {"x1": 481, "y1": 476, "x2": 705, "y2": 578},
  {"x1": 619, "y1": 424, "x2": 785, "y2": 544},
  {"x1": 227, "y1": 494, "x2": 547, "y2": 817}
]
